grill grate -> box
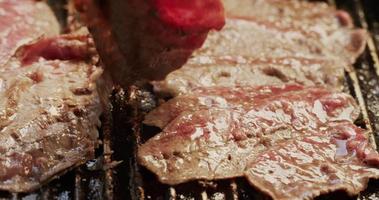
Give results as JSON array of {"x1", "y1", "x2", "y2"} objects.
[{"x1": 1, "y1": 0, "x2": 379, "y2": 199}]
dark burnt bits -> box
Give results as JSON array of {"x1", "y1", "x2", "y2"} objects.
[{"x1": 72, "y1": 87, "x2": 93, "y2": 95}]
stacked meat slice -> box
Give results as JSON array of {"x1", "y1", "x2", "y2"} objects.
[
  {"x1": 140, "y1": 85, "x2": 363, "y2": 184},
  {"x1": 0, "y1": 0, "x2": 102, "y2": 192},
  {"x1": 153, "y1": 56, "x2": 345, "y2": 96},
  {"x1": 138, "y1": 0, "x2": 379, "y2": 199},
  {"x1": 153, "y1": 0, "x2": 366, "y2": 96}
]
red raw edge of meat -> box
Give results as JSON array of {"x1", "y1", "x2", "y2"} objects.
[
  {"x1": 151, "y1": 0, "x2": 225, "y2": 33},
  {"x1": 20, "y1": 35, "x2": 92, "y2": 65}
]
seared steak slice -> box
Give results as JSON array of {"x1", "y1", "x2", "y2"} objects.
[
  {"x1": 0, "y1": 0, "x2": 60, "y2": 67},
  {"x1": 153, "y1": 0, "x2": 366, "y2": 96},
  {"x1": 139, "y1": 85, "x2": 360, "y2": 185},
  {"x1": 196, "y1": 18, "x2": 329, "y2": 60},
  {"x1": 0, "y1": 33, "x2": 102, "y2": 192},
  {"x1": 144, "y1": 85, "x2": 359, "y2": 129},
  {"x1": 153, "y1": 56, "x2": 344, "y2": 96},
  {"x1": 245, "y1": 123, "x2": 379, "y2": 200},
  {"x1": 153, "y1": 15, "x2": 363, "y2": 95},
  {"x1": 197, "y1": 17, "x2": 365, "y2": 64},
  {"x1": 221, "y1": 0, "x2": 367, "y2": 63}
]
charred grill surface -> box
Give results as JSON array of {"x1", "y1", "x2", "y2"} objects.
[{"x1": 1, "y1": 0, "x2": 379, "y2": 199}]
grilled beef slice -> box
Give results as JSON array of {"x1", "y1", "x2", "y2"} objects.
[
  {"x1": 152, "y1": 1, "x2": 366, "y2": 96},
  {"x1": 144, "y1": 84, "x2": 359, "y2": 129},
  {"x1": 139, "y1": 85, "x2": 360, "y2": 185},
  {"x1": 0, "y1": 0, "x2": 60, "y2": 68},
  {"x1": 221, "y1": 0, "x2": 366, "y2": 63},
  {"x1": 153, "y1": 56, "x2": 344, "y2": 96},
  {"x1": 196, "y1": 18, "x2": 360, "y2": 62},
  {"x1": 245, "y1": 123, "x2": 379, "y2": 200},
  {"x1": 0, "y1": 33, "x2": 102, "y2": 192}
]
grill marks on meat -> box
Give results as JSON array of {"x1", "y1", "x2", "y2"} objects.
[
  {"x1": 153, "y1": 56, "x2": 345, "y2": 96},
  {"x1": 0, "y1": 33, "x2": 102, "y2": 192},
  {"x1": 0, "y1": 0, "x2": 60, "y2": 68},
  {"x1": 138, "y1": 85, "x2": 361, "y2": 185},
  {"x1": 245, "y1": 123, "x2": 379, "y2": 200},
  {"x1": 153, "y1": 0, "x2": 366, "y2": 96}
]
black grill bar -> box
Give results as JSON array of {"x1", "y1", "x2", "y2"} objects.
[
  {"x1": 103, "y1": 107, "x2": 115, "y2": 200},
  {"x1": 74, "y1": 171, "x2": 83, "y2": 200},
  {"x1": 355, "y1": 0, "x2": 379, "y2": 78},
  {"x1": 335, "y1": 0, "x2": 375, "y2": 140},
  {"x1": 338, "y1": 0, "x2": 379, "y2": 148},
  {"x1": 39, "y1": 186, "x2": 50, "y2": 200},
  {"x1": 347, "y1": 69, "x2": 375, "y2": 141},
  {"x1": 230, "y1": 180, "x2": 239, "y2": 200}
]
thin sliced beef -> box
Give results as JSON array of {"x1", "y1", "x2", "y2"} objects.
[
  {"x1": 245, "y1": 123, "x2": 379, "y2": 200},
  {"x1": 196, "y1": 17, "x2": 364, "y2": 64},
  {"x1": 221, "y1": 0, "x2": 366, "y2": 63},
  {"x1": 138, "y1": 85, "x2": 360, "y2": 185},
  {"x1": 153, "y1": 15, "x2": 363, "y2": 95},
  {"x1": 153, "y1": 56, "x2": 344, "y2": 96},
  {"x1": 153, "y1": 1, "x2": 366, "y2": 95},
  {"x1": 0, "y1": 0, "x2": 60, "y2": 67},
  {"x1": 0, "y1": 33, "x2": 102, "y2": 192},
  {"x1": 144, "y1": 84, "x2": 359, "y2": 129},
  {"x1": 196, "y1": 18, "x2": 324, "y2": 61}
]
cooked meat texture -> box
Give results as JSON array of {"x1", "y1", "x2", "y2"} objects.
[
  {"x1": 139, "y1": 85, "x2": 360, "y2": 185},
  {"x1": 153, "y1": 14, "x2": 365, "y2": 95},
  {"x1": 195, "y1": 18, "x2": 319, "y2": 59},
  {"x1": 74, "y1": 0, "x2": 225, "y2": 86},
  {"x1": 144, "y1": 84, "x2": 359, "y2": 129},
  {"x1": 0, "y1": 0, "x2": 60, "y2": 67},
  {"x1": 221, "y1": 0, "x2": 367, "y2": 64},
  {"x1": 153, "y1": 56, "x2": 344, "y2": 96},
  {"x1": 196, "y1": 17, "x2": 365, "y2": 64},
  {"x1": 245, "y1": 123, "x2": 379, "y2": 200},
  {"x1": 0, "y1": 34, "x2": 102, "y2": 192}
]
